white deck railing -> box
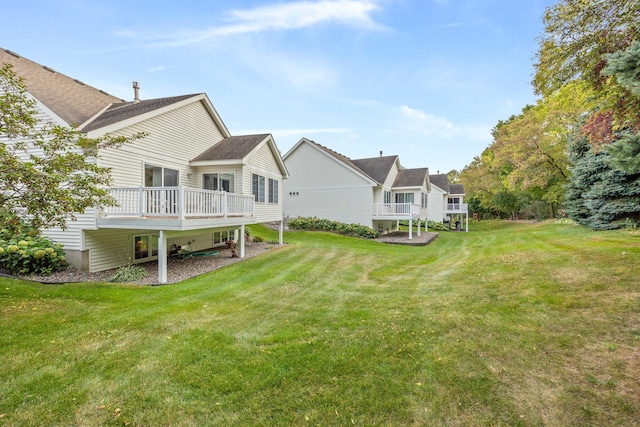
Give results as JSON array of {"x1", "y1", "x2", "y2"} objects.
[
  {"x1": 446, "y1": 203, "x2": 469, "y2": 213},
  {"x1": 372, "y1": 203, "x2": 421, "y2": 218},
  {"x1": 104, "y1": 187, "x2": 254, "y2": 219}
]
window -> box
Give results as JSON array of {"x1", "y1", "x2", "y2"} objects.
[
  {"x1": 422, "y1": 192, "x2": 428, "y2": 208},
  {"x1": 268, "y1": 178, "x2": 279, "y2": 204},
  {"x1": 252, "y1": 174, "x2": 265, "y2": 202},
  {"x1": 145, "y1": 164, "x2": 179, "y2": 187},
  {"x1": 213, "y1": 230, "x2": 231, "y2": 244},
  {"x1": 384, "y1": 190, "x2": 392, "y2": 204},
  {"x1": 395, "y1": 193, "x2": 414, "y2": 204},
  {"x1": 133, "y1": 234, "x2": 158, "y2": 261},
  {"x1": 203, "y1": 172, "x2": 235, "y2": 192},
  {"x1": 448, "y1": 197, "x2": 461, "y2": 210}
]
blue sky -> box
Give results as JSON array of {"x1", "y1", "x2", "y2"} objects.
[{"x1": 5, "y1": 0, "x2": 555, "y2": 173}]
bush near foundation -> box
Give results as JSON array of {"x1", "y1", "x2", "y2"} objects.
[
  {"x1": 288, "y1": 217, "x2": 378, "y2": 238},
  {"x1": 0, "y1": 223, "x2": 66, "y2": 276}
]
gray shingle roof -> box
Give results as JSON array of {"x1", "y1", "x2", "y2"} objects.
[
  {"x1": 449, "y1": 184, "x2": 465, "y2": 195},
  {"x1": 191, "y1": 134, "x2": 270, "y2": 162},
  {"x1": 351, "y1": 155, "x2": 399, "y2": 184},
  {"x1": 429, "y1": 174, "x2": 450, "y2": 192},
  {"x1": 393, "y1": 168, "x2": 429, "y2": 187},
  {"x1": 80, "y1": 94, "x2": 199, "y2": 132},
  {"x1": 1, "y1": 48, "x2": 123, "y2": 127}
]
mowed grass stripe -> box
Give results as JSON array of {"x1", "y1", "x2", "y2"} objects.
[{"x1": 0, "y1": 221, "x2": 639, "y2": 426}]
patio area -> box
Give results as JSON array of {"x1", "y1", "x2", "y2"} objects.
[{"x1": 376, "y1": 231, "x2": 439, "y2": 246}]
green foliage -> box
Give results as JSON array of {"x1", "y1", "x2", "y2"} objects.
[
  {"x1": 606, "y1": 132, "x2": 640, "y2": 174},
  {"x1": 0, "y1": 224, "x2": 66, "y2": 276},
  {"x1": 605, "y1": 41, "x2": 640, "y2": 97},
  {"x1": 493, "y1": 190, "x2": 521, "y2": 220},
  {"x1": 565, "y1": 133, "x2": 640, "y2": 229},
  {"x1": 252, "y1": 235, "x2": 265, "y2": 243},
  {"x1": 427, "y1": 220, "x2": 450, "y2": 231},
  {"x1": 110, "y1": 264, "x2": 147, "y2": 283},
  {"x1": 287, "y1": 216, "x2": 378, "y2": 238},
  {"x1": 0, "y1": 64, "x2": 146, "y2": 230},
  {"x1": 533, "y1": 0, "x2": 640, "y2": 126}
]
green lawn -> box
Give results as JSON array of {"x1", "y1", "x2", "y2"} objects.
[{"x1": 1, "y1": 221, "x2": 639, "y2": 426}]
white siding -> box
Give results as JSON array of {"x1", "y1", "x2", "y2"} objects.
[
  {"x1": 97, "y1": 101, "x2": 225, "y2": 188},
  {"x1": 428, "y1": 187, "x2": 447, "y2": 222},
  {"x1": 85, "y1": 229, "x2": 230, "y2": 272},
  {"x1": 286, "y1": 187, "x2": 374, "y2": 226},
  {"x1": 42, "y1": 209, "x2": 97, "y2": 251},
  {"x1": 85, "y1": 229, "x2": 136, "y2": 272},
  {"x1": 244, "y1": 142, "x2": 286, "y2": 223},
  {"x1": 283, "y1": 142, "x2": 376, "y2": 227}
]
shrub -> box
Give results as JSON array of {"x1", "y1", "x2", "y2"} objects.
[
  {"x1": 0, "y1": 228, "x2": 67, "y2": 276},
  {"x1": 427, "y1": 220, "x2": 450, "y2": 231},
  {"x1": 288, "y1": 217, "x2": 378, "y2": 238},
  {"x1": 110, "y1": 264, "x2": 147, "y2": 283},
  {"x1": 252, "y1": 235, "x2": 265, "y2": 243}
]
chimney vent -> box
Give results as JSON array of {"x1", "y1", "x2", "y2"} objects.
[
  {"x1": 133, "y1": 81, "x2": 140, "y2": 103},
  {"x1": 380, "y1": 150, "x2": 383, "y2": 157}
]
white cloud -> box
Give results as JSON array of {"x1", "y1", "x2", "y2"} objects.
[
  {"x1": 228, "y1": 0, "x2": 381, "y2": 31},
  {"x1": 139, "y1": 0, "x2": 382, "y2": 47},
  {"x1": 399, "y1": 105, "x2": 460, "y2": 139},
  {"x1": 148, "y1": 65, "x2": 165, "y2": 74}
]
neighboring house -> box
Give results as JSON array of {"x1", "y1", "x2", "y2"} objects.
[
  {"x1": 427, "y1": 173, "x2": 468, "y2": 231},
  {"x1": 283, "y1": 138, "x2": 429, "y2": 239},
  {"x1": 1, "y1": 48, "x2": 289, "y2": 283}
]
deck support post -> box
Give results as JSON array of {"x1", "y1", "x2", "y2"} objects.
[
  {"x1": 240, "y1": 225, "x2": 245, "y2": 258},
  {"x1": 408, "y1": 219, "x2": 413, "y2": 240},
  {"x1": 279, "y1": 220, "x2": 284, "y2": 245},
  {"x1": 158, "y1": 230, "x2": 167, "y2": 284}
]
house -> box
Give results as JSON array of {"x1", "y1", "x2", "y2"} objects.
[
  {"x1": 282, "y1": 138, "x2": 429, "y2": 239},
  {"x1": 427, "y1": 173, "x2": 468, "y2": 231},
  {"x1": 1, "y1": 48, "x2": 289, "y2": 283}
]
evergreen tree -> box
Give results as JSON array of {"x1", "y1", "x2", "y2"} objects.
[{"x1": 565, "y1": 133, "x2": 640, "y2": 229}]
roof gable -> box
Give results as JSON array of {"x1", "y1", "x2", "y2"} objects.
[
  {"x1": 284, "y1": 138, "x2": 379, "y2": 185},
  {"x1": 449, "y1": 184, "x2": 465, "y2": 195},
  {"x1": 351, "y1": 155, "x2": 399, "y2": 185},
  {"x1": 1, "y1": 48, "x2": 123, "y2": 127},
  {"x1": 393, "y1": 168, "x2": 429, "y2": 188},
  {"x1": 192, "y1": 134, "x2": 269, "y2": 162},
  {"x1": 191, "y1": 134, "x2": 289, "y2": 177},
  {"x1": 80, "y1": 94, "x2": 198, "y2": 132},
  {"x1": 429, "y1": 174, "x2": 450, "y2": 193},
  {"x1": 1, "y1": 48, "x2": 231, "y2": 138}
]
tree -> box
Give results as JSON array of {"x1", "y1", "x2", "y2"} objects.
[
  {"x1": 459, "y1": 148, "x2": 505, "y2": 215},
  {"x1": 490, "y1": 82, "x2": 596, "y2": 216},
  {"x1": 0, "y1": 64, "x2": 145, "y2": 230},
  {"x1": 607, "y1": 132, "x2": 640, "y2": 174},
  {"x1": 533, "y1": 0, "x2": 640, "y2": 126},
  {"x1": 604, "y1": 40, "x2": 640, "y2": 97},
  {"x1": 493, "y1": 190, "x2": 521, "y2": 220},
  {"x1": 565, "y1": 132, "x2": 640, "y2": 229},
  {"x1": 446, "y1": 169, "x2": 460, "y2": 184}
]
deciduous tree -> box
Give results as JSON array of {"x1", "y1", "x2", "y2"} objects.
[
  {"x1": 0, "y1": 64, "x2": 145, "y2": 230},
  {"x1": 533, "y1": 0, "x2": 640, "y2": 126}
]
